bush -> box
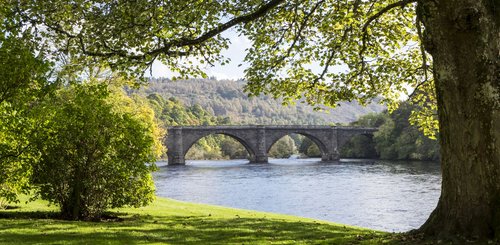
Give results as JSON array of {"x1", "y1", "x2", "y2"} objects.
[{"x1": 31, "y1": 82, "x2": 164, "y2": 220}]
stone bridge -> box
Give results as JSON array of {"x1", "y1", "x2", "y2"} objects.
[{"x1": 166, "y1": 125, "x2": 377, "y2": 165}]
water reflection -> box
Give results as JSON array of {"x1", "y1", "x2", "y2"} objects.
[{"x1": 154, "y1": 159, "x2": 441, "y2": 232}]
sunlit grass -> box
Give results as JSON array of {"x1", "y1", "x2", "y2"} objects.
[{"x1": 0, "y1": 196, "x2": 404, "y2": 244}]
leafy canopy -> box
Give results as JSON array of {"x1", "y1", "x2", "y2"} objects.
[
  {"x1": 0, "y1": 31, "x2": 53, "y2": 207},
  {"x1": 7, "y1": 0, "x2": 437, "y2": 136}
]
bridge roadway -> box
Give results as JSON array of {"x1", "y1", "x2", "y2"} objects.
[{"x1": 166, "y1": 125, "x2": 377, "y2": 165}]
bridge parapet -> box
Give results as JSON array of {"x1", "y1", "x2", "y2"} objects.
[{"x1": 167, "y1": 125, "x2": 377, "y2": 130}]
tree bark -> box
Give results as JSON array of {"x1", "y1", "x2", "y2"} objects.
[{"x1": 418, "y1": 0, "x2": 500, "y2": 240}]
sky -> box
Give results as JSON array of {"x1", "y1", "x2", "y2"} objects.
[{"x1": 148, "y1": 31, "x2": 250, "y2": 80}]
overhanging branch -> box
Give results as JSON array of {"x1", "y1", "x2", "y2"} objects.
[
  {"x1": 360, "y1": 0, "x2": 418, "y2": 57},
  {"x1": 169, "y1": 0, "x2": 286, "y2": 48},
  {"x1": 65, "y1": 0, "x2": 286, "y2": 60},
  {"x1": 362, "y1": 0, "x2": 417, "y2": 34}
]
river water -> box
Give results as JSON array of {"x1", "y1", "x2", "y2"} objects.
[{"x1": 153, "y1": 158, "x2": 441, "y2": 232}]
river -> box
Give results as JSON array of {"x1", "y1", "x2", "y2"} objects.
[{"x1": 153, "y1": 158, "x2": 441, "y2": 232}]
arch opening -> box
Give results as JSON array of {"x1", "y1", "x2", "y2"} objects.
[
  {"x1": 184, "y1": 133, "x2": 255, "y2": 163},
  {"x1": 267, "y1": 133, "x2": 327, "y2": 160}
]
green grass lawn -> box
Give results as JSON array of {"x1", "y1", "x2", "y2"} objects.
[{"x1": 0, "y1": 196, "x2": 406, "y2": 244}]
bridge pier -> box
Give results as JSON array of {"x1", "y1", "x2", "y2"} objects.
[
  {"x1": 251, "y1": 126, "x2": 268, "y2": 163},
  {"x1": 251, "y1": 155, "x2": 269, "y2": 164},
  {"x1": 167, "y1": 127, "x2": 186, "y2": 165},
  {"x1": 167, "y1": 153, "x2": 186, "y2": 165},
  {"x1": 321, "y1": 127, "x2": 340, "y2": 162},
  {"x1": 321, "y1": 152, "x2": 340, "y2": 162}
]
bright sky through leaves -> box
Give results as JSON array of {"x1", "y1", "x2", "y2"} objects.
[{"x1": 148, "y1": 31, "x2": 249, "y2": 79}]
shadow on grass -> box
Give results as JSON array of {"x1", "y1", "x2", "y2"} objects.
[
  {"x1": 0, "y1": 211, "x2": 398, "y2": 244},
  {"x1": 0, "y1": 210, "x2": 60, "y2": 219},
  {"x1": 2, "y1": 205, "x2": 21, "y2": 210},
  {"x1": 136, "y1": 215, "x2": 392, "y2": 244}
]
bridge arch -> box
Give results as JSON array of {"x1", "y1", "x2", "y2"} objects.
[
  {"x1": 265, "y1": 132, "x2": 329, "y2": 159},
  {"x1": 181, "y1": 131, "x2": 257, "y2": 163}
]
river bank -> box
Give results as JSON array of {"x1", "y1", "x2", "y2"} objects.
[{"x1": 0, "y1": 196, "x2": 403, "y2": 244}]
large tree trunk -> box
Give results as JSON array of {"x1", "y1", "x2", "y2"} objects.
[{"x1": 418, "y1": 0, "x2": 500, "y2": 240}]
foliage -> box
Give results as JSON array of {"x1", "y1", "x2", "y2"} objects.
[
  {"x1": 344, "y1": 103, "x2": 440, "y2": 161},
  {"x1": 0, "y1": 32, "x2": 53, "y2": 208},
  {"x1": 31, "y1": 82, "x2": 164, "y2": 220},
  {"x1": 146, "y1": 93, "x2": 228, "y2": 127},
  {"x1": 269, "y1": 135, "x2": 297, "y2": 158},
  {"x1": 299, "y1": 137, "x2": 321, "y2": 157},
  {"x1": 373, "y1": 103, "x2": 439, "y2": 161},
  {"x1": 340, "y1": 135, "x2": 378, "y2": 159},
  {"x1": 306, "y1": 144, "x2": 322, "y2": 157},
  {"x1": 220, "y1": 137, "x2": 248, "y2": 159},
  {"x1": 185, "y1": 137, "x2": 224, "y2": 160},
  {"x1": 238, "y1": 0, "x2": 438, "y2": 140},
  {"x1": 350, "y1": 112, "x2": 388, "y2": 128},
  {"x1": 8, "y1": 1, "x2": 432, "y2": 126},
  {"x1": 339, "y1": 113, "x2": 385, "y2": 159},
  {"x1": 184, "y1": 134, "x2": 250, "y2": 161}
]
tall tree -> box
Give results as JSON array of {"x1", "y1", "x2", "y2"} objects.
[
  {"x1": 0, "y1": 29, "x2": 53, "y2": 207},
  {"x1": 5, "y1": 0, "x2": 499, "y2": 240},
  {"x1": 416, "y1": 1, "x2": 499, "y2": 239}
]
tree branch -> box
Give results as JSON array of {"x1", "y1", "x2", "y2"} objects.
[
  {"x1": 168, "y1": 0, "x2": 286, "y2": 48},
  {"x1": 415, "y1": 12, "x2": 429, "y2": 82},
  {"x1": 353, "y1": 0, "x2": 417, "y2": 89},
  {"x1": 311, "y1": 49, "x2": 336, "y2": 87},
  {"x1": 0, "y1": 146, "x2": 29, "y2": 161},
  {"x1": 362, "y1": 0, "x2": 417, "y2": 34},
  {"x1": 27, "y1": 0, "x2": 286, "y2": 62},
  {"x1": 85, "y1": 0, "x2": 285, "y2": 60},
  {"x1": 360, "y1": 0, "x2": 417, "y2": 58},
  {"x1": 270, "y1": 0, "x2": 325, "y2": 71}
]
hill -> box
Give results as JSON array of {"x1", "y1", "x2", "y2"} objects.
[{"x1": 141, "y1": 78, "x2": 385, "y2": 125}]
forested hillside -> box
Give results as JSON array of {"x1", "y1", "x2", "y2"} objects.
[{"x1": 141, "y1": 78, "x2": 385, "y2": 125}]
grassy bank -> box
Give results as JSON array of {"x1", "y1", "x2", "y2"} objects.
[{"x1": 0, "y1": 196, "x2": 402, "y2": 244}]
